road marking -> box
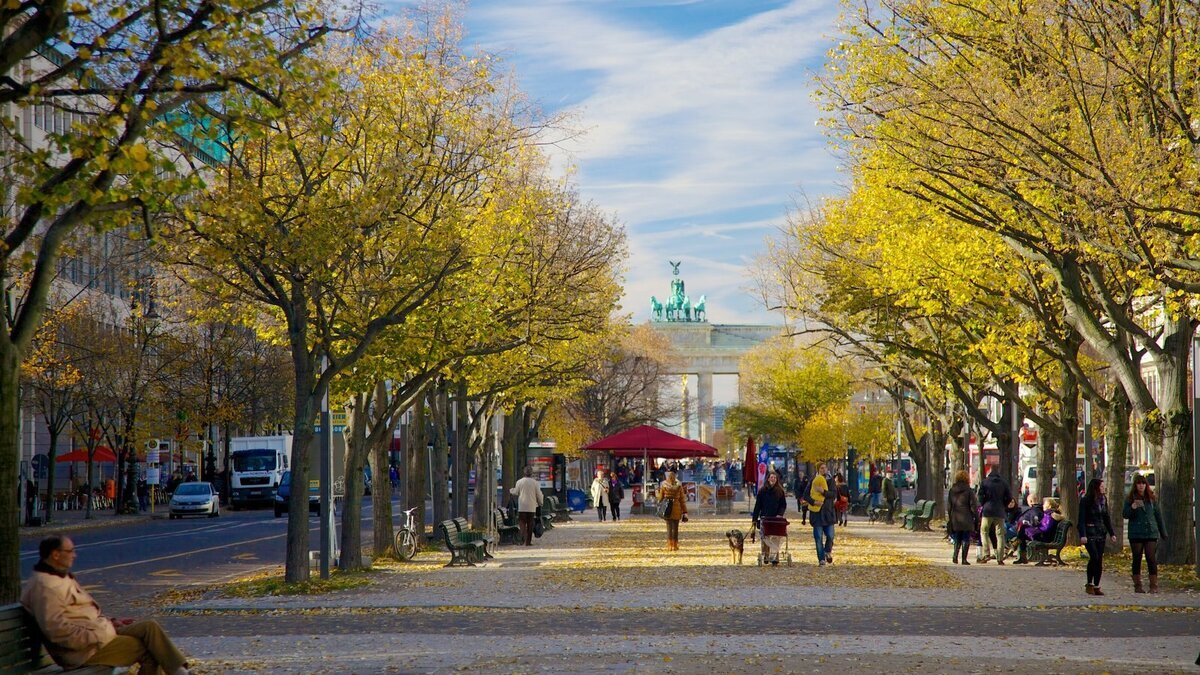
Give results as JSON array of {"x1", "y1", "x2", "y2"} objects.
[
  {"x1": 148, "y1": 569, "x2": 182, "y2": 577},
  {"x1": 232, "y1": 553, "x2": 258, "y2": 560},
  {"x1": 72, "y1": 533, "x2": 288, "y2": 575}
]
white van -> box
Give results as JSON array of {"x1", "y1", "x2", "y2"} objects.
[{"x1": 1019, "y1": 464, "x2": 1057, "y2": 497}]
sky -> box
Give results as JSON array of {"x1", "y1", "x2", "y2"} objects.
[{"x1": 382, "y1": 0, "x2": 846, "y2": 328}]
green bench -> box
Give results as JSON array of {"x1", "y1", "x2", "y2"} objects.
[
  {"x1": 908, "y1": 499, "x2": 936, "y2": 531},
  {"x1": 492, "y1": 506, "x2": 521, "y2": 545},
  {"x1": 1028, "y1": 520, "x2": 1072, "y2": 567},
  {"x1": 0, "y1": 602, "x2": 113, "y2": 674},
  {"x1": 899, "y1": 499, "x2": 928, "y2": 528},
  {"x1": 545, "y1": 495, "x2": 571, "y2": 523},
  {"x1": 438, "y1": 519, "x2": 487, "y2": 567},
  {"x1": 869, "y1": 497, "x2": 900, "y2": 524}
]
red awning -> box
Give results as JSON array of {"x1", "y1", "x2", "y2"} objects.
[
  {"x1": 583, "y1": 425, "x2": 718, "y2": 458},
  {"x1": 56, "y1": 447, "x2": 118, "y2": 463}
]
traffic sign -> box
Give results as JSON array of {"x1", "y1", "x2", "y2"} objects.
[{"x1": 31, "y1": 454, "x2": 49, "y2": 479}]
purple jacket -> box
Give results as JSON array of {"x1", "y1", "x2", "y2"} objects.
[{"x1": 1024, "y1": 511, "x2": 1061, "y2": 542}]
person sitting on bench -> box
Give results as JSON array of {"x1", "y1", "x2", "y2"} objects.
[{"x1": 22, "y1": 534, "x2": 191, "y2": 675}]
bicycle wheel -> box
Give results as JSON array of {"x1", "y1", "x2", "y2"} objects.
[{"x1": 394, "y1": 528, "x2": 417, "y2": 561}]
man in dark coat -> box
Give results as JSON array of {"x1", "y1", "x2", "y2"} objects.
[{"x1": 977, "y1": 466, "x2": 1013, "y2": 564}]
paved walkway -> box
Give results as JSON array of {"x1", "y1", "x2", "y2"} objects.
[{"x1": 162, "y1": 509, "x2": 1200, "y2": 673}]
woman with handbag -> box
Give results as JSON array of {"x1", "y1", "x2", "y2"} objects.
[
  {"x1": 657, "y1": 470, "x2": 688, "y2": 551},
  {"x1": 590, "y1": 470, "x2": 611, "y2": 522},
  {"x1": 1079, "y1": 477, "x2": 1117, "y2": 596}
]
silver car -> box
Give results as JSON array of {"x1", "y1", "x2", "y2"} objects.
[{"x1": 170, "y1": 481, "x2": 220, "y2": 519}]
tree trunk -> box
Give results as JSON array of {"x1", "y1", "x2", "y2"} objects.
[
  {"x1": 429, "y1": 385, "x2": 450, "y2": 529},
  {"x1": 285, "y1": 354, "x2": 318, "y2": 584},
  {"x1": 501, "y1": 407, "x2": 519, "y2": 494},
  {"x1": 371, "y1": 410, "x2": 395, "y2": 558},
  {"x1": 43, "y1": 428, "x2": 60, "y2": 525},
  {"x1": 1104, "y1": 387, "x2": 1131, "y2": 550},
  {"x1": 339, "y1": 392, "x2": 369, "y2": 571},
  {"x1": 0, "y1": 341, "x2": 21, "y2": 602},
  {"x1": 1054, "y1": 372, "x2": 1080, "y2": 546},
  {"x1": 1150, "y1": 327, "x2": 1196, "y2": 564},
  {"x1": 1151, "y1": 414, "x2": 1194, "y2": 563},
  {"x1": 453, "y1": 383, "x2": 469, "y2": 519},
  {"x1": 408, "y1": 401, "x2": 428, "y2": 539},
  {"x1": 1036, "y1": 424, "x2": 1053, "y2": 500}
]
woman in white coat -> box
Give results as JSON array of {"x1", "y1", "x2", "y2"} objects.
[{"x1": 590, "y1": 469, "x2": 611, "y2": 521}]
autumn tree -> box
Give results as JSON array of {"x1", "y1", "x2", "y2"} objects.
[
  {"x1": 819, "y1": 0, "x2": 1198, "y2": 560},
  {"x1": 724, "y1": 338, "x2": 852, "y2": 448},
  {"x1": 0, "y1": 0, "x2": 337, "y2": 599}
]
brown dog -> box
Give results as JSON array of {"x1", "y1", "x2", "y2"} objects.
[{"x1": 726, "y1": 529, "x2": 745, "y2": 565}]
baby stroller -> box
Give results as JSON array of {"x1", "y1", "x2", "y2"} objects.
[{"x1": 756, "y1": 516, "x2": 792, "y2": 566}]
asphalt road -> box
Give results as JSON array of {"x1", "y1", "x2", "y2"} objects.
[{"x1": 18, "y1": 496, "x2": 407, "y2": 613}]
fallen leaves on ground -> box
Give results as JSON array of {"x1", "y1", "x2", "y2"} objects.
[{"x1": 535, "y1": 516, "x2": 962, "y2": 590}]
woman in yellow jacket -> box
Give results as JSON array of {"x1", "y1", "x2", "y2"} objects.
[{"x1": 657, "y1": 470, "x2": 689, "y2": 551}]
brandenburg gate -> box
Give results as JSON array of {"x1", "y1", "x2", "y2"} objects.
[{"x1": 648, "y1": 262, "x2": 782, "y2": 444}]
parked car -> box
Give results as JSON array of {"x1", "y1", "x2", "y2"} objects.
[
  {"x1": 274, "y1": 470, "x2": 320, "y2": 518},
  {"x1": 170, "y1": 482, "x2": 219, "y2": 519}
]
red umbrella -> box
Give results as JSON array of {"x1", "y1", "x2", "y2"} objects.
[
  {"x1": 584, "y1": 425, "x2": 718, "y2": 513},
  {"x1": 742, "y1": 435, "x2": 757, "y2": 486},
  {"x1": 583, "y1": 425, "x2": 719, "y2": 458},
  {"x1": 56, "y1": 447, "x2": 118, "y2": 463}
]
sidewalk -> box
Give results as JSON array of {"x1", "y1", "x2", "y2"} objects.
[
  {"x1": 18, "y1": 506, "x2": 153, "y2": 536},
  {"x1": 165, "y1": 509, "x2": 1200, "y2": 673},
  {"x1": 173, "y1": 511, "x2": 1199, "y2": 612}
]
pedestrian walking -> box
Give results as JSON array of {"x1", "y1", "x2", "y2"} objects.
[
  {"x1": 751, "y1": 472, "x2": 788, "y2": 565},
  {"x1": 510, "y1": 466, "x2": 544, "y2": 546},
  {"x1": 795, "y1": 472, "x2": 810, "y2": 525},
  {"x1": 834, "y1": 473, "x2": 850, "y2": 527},
  {"x1": 590, "y1": 470, "x2": 610, "y2": 521},
  {"x1": 608, "y1": 471, "x2": 624, "y2": 521},
  {"x1": 1123, "y1": 474, "x2": 1166, "y2": 594},
  {"x1": 1079, "y1": 477, "x2": 1117, "y2": 595},
  {"x1": 976, "y1": 464, "x2": 1012, "y2": 564},
  {"x1": 867, "y1": 468, "x2": 883, "y2": 509},
  {"x1": 806, "y1": 462, "x2": 836, "y2": 565},
  {"x1": 882, "y1": 470, "x2": 898, "y2": 523},
  {"x1": 947, "y1": 470, "x2": 979, "y2": 565},
  {"x1": 657, "y1": 470, "x2": 688, "y2": 551}
]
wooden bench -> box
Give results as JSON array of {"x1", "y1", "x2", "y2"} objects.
[
  {"x1": 868, "y1": 497, "x2": 899, "y2": 524},
  {"x1": 0, "y1": 603, "x2": 114, "y2": 674},
  {"x1": 545, "y1": 495, "x2": 571, "y2": 523},
  {"x1": 1028, "y1": 520, "x2": 1072, "y2": 567},
  {"x1": 450, "y1": 516, "x2": 496, "y2": 560},
  {"x1": 438, "y1": 519, "x2": 486, "y2": 567},
  {"x1": 901, "y1": 499, "x2": 931, "y2": 530},
  {"x1": 908, "y1": 499, "x2": 936, "y2": 531},
  {"x1": 492, "y1": 506, "x2": 521, "y2": 545},
  {"x1": 536, "y1": 502, "x2": 554, "y2": 532}
]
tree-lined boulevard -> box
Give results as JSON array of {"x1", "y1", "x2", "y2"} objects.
[{"x1": 4, "y1": 0, "x2": 1200, "y2": 672}]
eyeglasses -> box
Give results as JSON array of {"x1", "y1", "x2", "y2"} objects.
[{"x1": 58, "y1": 547, "x2": 76, "y2": 554}]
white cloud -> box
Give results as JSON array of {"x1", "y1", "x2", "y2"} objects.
[{"x1": 462, "y1": 0, "x2": 840, "y2": 326}]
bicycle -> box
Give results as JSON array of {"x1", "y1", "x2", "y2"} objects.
[{"x1": 393, "y1": 507, "x2": 419, "y2": 561}]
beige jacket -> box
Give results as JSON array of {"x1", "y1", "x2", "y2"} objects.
[
  {"x1": 21, "y1": 569, "x2": 117, "y2": 668},
  {"x1": 510, "y1": 476, "x2": 544, "y2": 513}
]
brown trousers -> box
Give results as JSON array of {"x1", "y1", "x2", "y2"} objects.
[{"x1": 84, "y1": 619, "x2": 186, "y2": 675}]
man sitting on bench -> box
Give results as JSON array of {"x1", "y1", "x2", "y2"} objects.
[{"x1": 22, "y1": 535, "x2": 191, "y2": 675}]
